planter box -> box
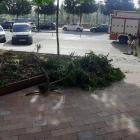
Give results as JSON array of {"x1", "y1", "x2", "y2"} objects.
[{"x1": 0, "y1": 75, "x2": 46, "y2": 96}]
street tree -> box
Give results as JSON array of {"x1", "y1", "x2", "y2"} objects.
[
  {"x1": 21, "y1": 0, "x2": 92, "y2": 56},
  {"x1": 75, "y1": 0, "x2": 97, "y2": 23},
  {"x1": 35, "y1": 1, "x2": 56, "y2": 23},
  {"x1": 103, "y1": 0, "x2": 134, "y2": 15},
  {"x1": 2, "y1": 0, "x2": 31, "y2": 21},
  {"x1": 63, "y1": 0, "x2": 97, "y2": 23},
  {"x1": 0, "y1": 2, "x2": 7, "y2": 15}
]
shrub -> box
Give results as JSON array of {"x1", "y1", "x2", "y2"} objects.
[{"x1": 42, "y1": 52, "x2": 125, "y2": 91}]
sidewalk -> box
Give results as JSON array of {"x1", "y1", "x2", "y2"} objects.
[{"x1": 0, "y1": 55, "x2": 140, "y2": 140}]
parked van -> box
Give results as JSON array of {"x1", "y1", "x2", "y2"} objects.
[{"x1": 11, "y1": 23, "x2": 33, "y2": 45}]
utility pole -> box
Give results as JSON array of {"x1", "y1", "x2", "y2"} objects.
[
  {"x1": 56, "y1": 0, "x2": 60, "y2": 56},
  {"x1": 38, "y1": 5, "x2": 39, "y2": 31}
]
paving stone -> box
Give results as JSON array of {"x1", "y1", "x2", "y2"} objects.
[
  {"x1": 33, "y1": 120, "x2": 47, "y2": 127},
  {"x1": 48, "y1": 106, "x2": 61, "y2": 111},
  {"x1": 0, "y1": 126, "x2": 2, "y2": 132},
  {"x1": 60, "y1": 117, "x2": 74, "y2": 123},
  {"x1": 97, "y1": 112, "x2": 110, "y2": 117},
  {"x1": 128, "y1": 120, "x2": 140, "y2": 127},
  {"x1": 0, "y1": 101, "x2": 5, "y2": 105},
  {"x1": 0, "y1": 111, "x2": 11, "y2": 116},
  {"x1": 91, "y1": 128, "x2": 107, "y2": 136},
  {"x1": 120, "y1": 97, "x2": 129, "y2": 100},
  {"x1": 93, "y1": 121, "x2": 109, "y2": 129},
  {"x1": 26, "y1": 127, "x2": 41, "y2": 133},
  {"x1": 34, "y1": 131, "x2": 51, "y2": 139},
  {"x1": 61, "y1": 133, "x2": 78, "y2": 140},
  {"x1": 70, "y1": 120, "x2": 84, "y2": 127},
  {"x1": 82, "y1": 102, "x2": 94, "y2": 106},
  {"x1": 45, "y1": 136, "x2": 61, "y2": 140},
  {"x1": 18, "y1": 122, "x2": 32, "y2": 129},
  {"x1": 102, "y1": 132, "x2": 120, "y2": 140},
  {"x1": 66, "y1": 127, "x2": 81, "y2": 134},
  {"x1": 76, "y1": 131, "x2": 93, "y2": 139},
  {"x1": 3, "y1": 124, "x2": 17, "y2": 131},
  {"x1": 63, "y1": 92, "x2": 74, "y2": 95},
  {"x1": 104, "y1": 125, "x2": 120, "y2": 133},
  {"x1": 2, "y1": 136, "x2": 18, "y2": 140},
  {"x1": 0, "y1": 130, "x2": 11, "y2": 138},
  {"x1": 80, "y1": 106, "x2": 92, "y2": 111},
  {"x1": 51, "y1": 129, "x2": 67, "y2": 136},
  {"x1": 11, "y1": 128, "x2": 26, "y2": 136},
  {"x1": 19, "y1": 133, "x2": 35, "y2": 140}
]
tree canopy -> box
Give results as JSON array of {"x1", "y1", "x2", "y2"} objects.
[
  {"x1": 35, "y1": 0, "x2": 56, "y2": 22},
  {"x1": 1, "y1": 0, "x2": 31, "y2": 20},
  {"x1": 63, "y1": 0, "x2": 97, "y2": 23},
  {"x1": 103, "y1": 0, "x2": 134, "y2": 15}
]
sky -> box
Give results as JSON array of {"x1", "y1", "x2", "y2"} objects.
[{"x1": 57, "y1": 0, "x2": 138, "y2": 8}]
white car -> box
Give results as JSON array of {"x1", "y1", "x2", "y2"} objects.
[
  {"x1": 0, "y1": 25, "x2": 6, "y2": 43},
  {"x1": 28, "y1": 22, "x2": 36, "y2": 31},
  {"x1": 11, "y1": 23, "x2": 33, "y2": 45},
  {"x1": 62, "y1": 23, "x2": 83, "y2": 31}
]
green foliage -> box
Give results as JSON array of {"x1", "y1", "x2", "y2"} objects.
[
  {"x1": 63, "y1": 0, "x2": 97, "y2": 23},
  {"x1": 3, "y1": 0, "x2": 31, "y2": 20},
  {"x1": 6, "y1": 14, "x2": 12, "y2": 22},
  {"x1": 42, "y1": 52, "x2": 125, "y2": 91},
  {"x1": 103, "y1": 0, "x2": 135, "y2": 15}
]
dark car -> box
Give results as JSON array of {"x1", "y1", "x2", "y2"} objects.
[
  {"x1": 90, "y1": 25, "x2": 108, "y2": 33},
  {"x1": 2, "y1": 21, "x2": 14, "y2": 29},
  {"x1": 38, "y1": 23, "x2": 56, "y2": 30}
]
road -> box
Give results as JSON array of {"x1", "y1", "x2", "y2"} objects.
[
  {"x1": 0, "y1": 29, "x2": 140, "y2": 69},
  {"x1": 1, "y1": 30, "x2": 112, "y2": 54}
]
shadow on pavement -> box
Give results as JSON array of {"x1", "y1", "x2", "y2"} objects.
[
  {"x1": 111, "y1": 41, "x2": 140, "y2": 59},
  {"x1": 2, "y1": 40, "x2": 32, "y2": 47}
]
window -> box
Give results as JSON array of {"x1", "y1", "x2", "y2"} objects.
[
  {"x1": 99, "y1": 26, "x2": 103, "y2": 28},
  {"x1": 13, "y1": 25, "x2": 30, "y2": 32},
  {"x1": 0, "y1": 27, "x2": 3, "y2": 31}
]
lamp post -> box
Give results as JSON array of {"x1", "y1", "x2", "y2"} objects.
[
  {"x1": 38, "y1": 5, "x2": 40, "y2": 31},
  {"x1": 56, "y1": 0, "x2": 60, "y2": 56}
]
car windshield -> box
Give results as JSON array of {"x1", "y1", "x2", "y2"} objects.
[
  {"x1": 13, "y1": 25, "x2": 30, "y2": 32},
  {"x1": 0, "y1": 27, "x2": 3, "y2": 31}
]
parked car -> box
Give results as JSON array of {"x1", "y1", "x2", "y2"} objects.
[
  {"x1": 11, "y1": 23, "x2": 33, "y2": 45},
  {"x1": 90, "y1": 25, "x2": 108, "y2": 33},
  {"x1": 0, "y1": 25, "x2": 6, "y2": 43},
  {"x1": 28, "y1": 22, "x2": 36, "y2": 31},
  {"x1": 62, "y1": 23, "x2": 83, "y2": 31},
  {"x1": 37, "y1": 23, "x2": 56, "y2": 30},
  {"x1": 2, "y1": 21, "x2": 14, "y2": 29}
]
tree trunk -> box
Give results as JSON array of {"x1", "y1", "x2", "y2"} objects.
[
  {"x1": 44, "y1": 14, "x2": 46, "y2": 23},
  {"x1": 38, "y1": 5, "x2": 40, "y2": 31},
  {"x1": 80, "y1": 15, "x2": 82, "y2": 24},
  {"x1": 56, "y1": 0, "x2": 60, "y2": 56},
  {"x1": 16, "y1": 15, "x2": 18, "y2": 21}
]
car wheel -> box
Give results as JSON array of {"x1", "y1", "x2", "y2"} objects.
[
  {"x1": 92, "y1": 30, "x2": 96, "y2": 33},
  {"x1": 64, "y1": 27, "x2": 67, "y2": 31},
  {"x1": 77, "y1": 28, "x2": 80, "y2": 32}
]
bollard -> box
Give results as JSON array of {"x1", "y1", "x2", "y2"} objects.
[{"x1": 52, "y1": 33, "x2": 53, "y2": 36}]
